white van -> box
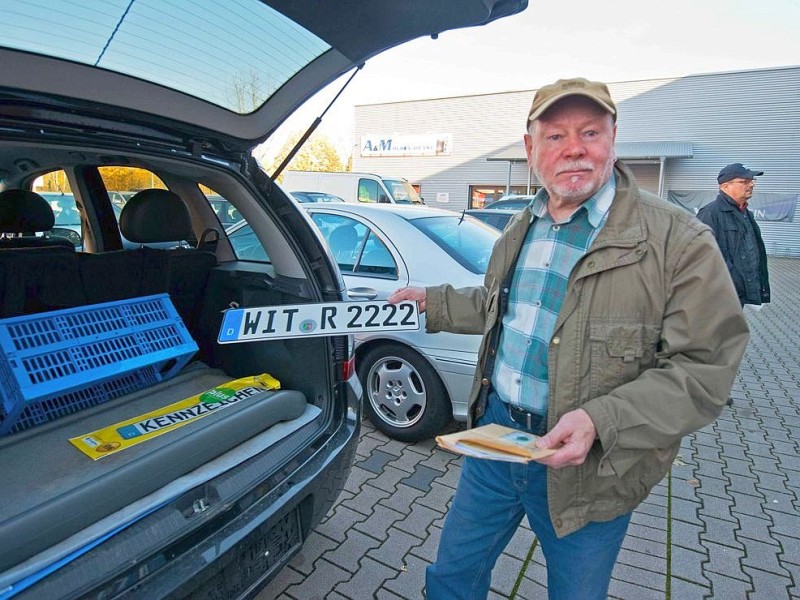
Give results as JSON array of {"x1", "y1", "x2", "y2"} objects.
[{"x1": 282, "y1": 171, "x2": 424, "y2": 205}]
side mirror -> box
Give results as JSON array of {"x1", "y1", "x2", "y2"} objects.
[
  {"x1": 378, "y1": 194, "x2": 390, "y2": 204},
  {"x1": 51, "y1": 227, "x2": 82, "y2": 247}
]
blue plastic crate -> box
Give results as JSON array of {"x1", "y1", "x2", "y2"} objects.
[{"x1": 0, "y1": 294, "x2": 197, "y2": 436}]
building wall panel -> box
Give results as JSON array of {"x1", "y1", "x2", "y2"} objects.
[{"x1": 353, "y1": 66, "x2": 800, "y2": 255}]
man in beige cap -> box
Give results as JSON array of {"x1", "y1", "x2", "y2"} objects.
[{"x1": 389, "y1": 78, "x2": 748, "y2": 599}]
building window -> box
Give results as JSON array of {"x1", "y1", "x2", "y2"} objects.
[{"x1": 469, "y1": 185, "x2": 535, "y2": 208}]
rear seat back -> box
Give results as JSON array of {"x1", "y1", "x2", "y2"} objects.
[
  {"x1": 0, "y1": 190, "x2": 81, "y2": 317},
  {"x1": 0, "y1": 189, "x2": 217, "y2": 341},
  {"x1": 0, "y1": 246, "x2": 85, "y2": 318},
  {"x1": 78, "y1": 247, "x2": 170, "y2": 305},
  {"x1": 81, "y1": 189, "x2": 217, "y2": 330}
]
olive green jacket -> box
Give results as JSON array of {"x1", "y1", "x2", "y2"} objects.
[{"x1": 425, "y1": 162, "x2": 749, "y2": 537}]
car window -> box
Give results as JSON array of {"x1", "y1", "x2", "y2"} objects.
[
  {"x1": 357, "y1": 179, "x2": 380, "y2": 203},
  {"x1": 291, "y1": 192, "x2": 345, "y2": 203},
  {"x1": 41, "y1": 192, "x2": 81, "y2": 227},
  {"x1": 97, "y1": 167, "x2": 166, "y2": 207},
  {"x1": 3, "y1": 4, "x2": 330, "y2": 115},
  {"x1": 383, "y1": 179, "x2": 423, "y2": 204},
  {"x1": 35, "y1": 189, "x2": 82, "y2": 247},
  {"x1": 228, "y1": 223, "x2": 271, "y2": 262},
  {"x1": 205, "y1": 193, "x2": 244, "y2": 227},
  {"x1": 310, "y1": 213, "x2": 372, "y2": 273},
  {"x1": 409, "y1": 215, "x2": 499, "y2": 274},
  {"x1": 486, "y1": 197, "x2": 533, "y2": 210},
  {"x1": 309, "y1": 212, "x2": 396, "y2": 277},
  {"x1": 35, "y1": 170, "x2": 81, "y2": 241},
  {"x1": 356, "y1": 232, "x2": 397, "y2": 277},
  {"x1": 468, "y1": 211, "x2": 515, "y2": 231}
]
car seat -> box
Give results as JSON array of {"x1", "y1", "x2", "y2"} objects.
[
  {"x1": 121, "y1": 189, "x2": 218, "y2": 328},
  {"x1": 327, "y1": 224, "x2": 360, "y2": 270},
  {"x1": 119, "y1": 188, "x2": 193, "y2": 245},
  {"x1": 79, "y1": 189, "x2": 217, "y2": 334},
  {"x1": 0, "y1": 189, "x2": 76, "y2": 250}
]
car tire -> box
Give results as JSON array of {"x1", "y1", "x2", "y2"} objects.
[{"x1": 358, "y1": 342, "x2": 452, "y2": 442}]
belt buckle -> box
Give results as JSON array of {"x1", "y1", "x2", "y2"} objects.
[{"x1": 508, "y1": 404, "x2": 533, "y2": 430}]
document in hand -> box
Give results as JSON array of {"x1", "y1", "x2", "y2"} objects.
[{"x1": 435, "y1": 424, "x2": 557, "y2": 463}]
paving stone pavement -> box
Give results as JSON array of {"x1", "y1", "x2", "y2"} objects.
[{"x1": 258, "y1": 258, "x2": 800, "y2": 600}]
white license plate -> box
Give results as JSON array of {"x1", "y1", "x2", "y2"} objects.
[{"x1": 217, "y1": 300, "x2": 420, "y2": 343}]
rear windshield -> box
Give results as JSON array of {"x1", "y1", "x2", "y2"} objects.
[
  {"x1": 2, "y1": 1, "x2": 329, "y2": 113},
  {"x1": 409, "y1": 216, "x2": 499, "y2": 274}
]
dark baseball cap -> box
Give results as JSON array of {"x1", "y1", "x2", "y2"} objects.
[{"x1": 717, "y1": 163, "x2": 764, "y2": 184}]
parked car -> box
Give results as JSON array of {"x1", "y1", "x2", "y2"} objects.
[
  {"x1": 484, "y1": 195, "x2": 535, "y2": 210},
  {"x1": 227, "y1": 204, "x2": 501, "y2": 441},
  {"x1": 0, "y1": 2, "x2": 526, "y2": 597},
  {"x1": 283, "y1": 171, "x2": 424, "y2": 204},
  {"x1": 290, "y1": 191, "x2": 346, "y2": 203},
  {"x1": 107, "y1": 190, "x2": 135, "y2": 208},
  {"x1": 207, "y1": 194, "x2": 244, "y2": 227},
  {"x1": 464, "y1": 207, "x2": 520, "y2": 230}
]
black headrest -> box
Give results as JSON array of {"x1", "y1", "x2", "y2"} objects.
[
  {"x1": 119, "y1": 189, "x2": 192, "y2": 243},
  {"x1": 0, "y1": 189, "x2": 55, "y2": 233}
]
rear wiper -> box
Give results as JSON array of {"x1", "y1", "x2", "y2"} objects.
[{"x1": 272, "y1": 65, "x2": 363, "y2": 180}]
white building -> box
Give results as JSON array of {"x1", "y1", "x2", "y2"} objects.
[{"x1": 352, "y1": 65, "x2": 800, "y2": 256}]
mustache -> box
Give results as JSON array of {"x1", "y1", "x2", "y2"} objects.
[{"x1": 555, "y1": 161, "x2": 595, "y2": 175}]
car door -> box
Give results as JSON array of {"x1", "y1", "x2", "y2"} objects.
[{"x1": 307, "y1": 211, "x2": 410, "y2": 300}]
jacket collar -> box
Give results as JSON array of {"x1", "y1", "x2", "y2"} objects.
[
  {"x1": 508, "y1": 160, "x2": 647, "y2": 249},
  {"x1": 717, "y1": 191, "x2": 745, "y2": 212},
  {"x1": 586, "y1": 161, "x2": 647, "y2": 248}
]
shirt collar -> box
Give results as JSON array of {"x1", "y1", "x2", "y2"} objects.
[{"x1": 530, "y1": 174, "x2": 616, "y2": 227}]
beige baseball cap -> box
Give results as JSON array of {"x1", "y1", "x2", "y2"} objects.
[{"x1": 527, "y1": 77, "x2": 617, "y2": 124}]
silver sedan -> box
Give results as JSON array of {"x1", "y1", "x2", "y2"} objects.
[{"x1": 228, "y1": 203, "x2": 500, "y2": 441}]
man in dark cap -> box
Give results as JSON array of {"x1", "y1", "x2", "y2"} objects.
[
  {"x1": 389, "y1": 78, "x2": 749, "y2": 599},
  {"x1": 697, "y1": 163, "x2": 771, "y2": 307}
]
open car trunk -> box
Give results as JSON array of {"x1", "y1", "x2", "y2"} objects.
[
  {"x1": 0, "y1": 253, "x2": 346, "y2": 594},
  {"x1": 0, "y1": 133, "x2": 358, "y2": 598}
]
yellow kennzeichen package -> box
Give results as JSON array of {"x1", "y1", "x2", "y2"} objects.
[{"x1": 69, "y1": 374, "x2": 280, "y2": 460}]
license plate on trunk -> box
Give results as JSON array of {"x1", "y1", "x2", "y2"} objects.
[{"x1": 218, "y1": 300, "x2": 420, "y2": 343}]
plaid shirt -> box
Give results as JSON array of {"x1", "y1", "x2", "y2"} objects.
[{"x1": 491, "y1": 176, "x2": 615, "y2": 415}]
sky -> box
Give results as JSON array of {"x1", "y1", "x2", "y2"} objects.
[{"x1": 257, "y1": 0, "x2": 800, "y2": 164}]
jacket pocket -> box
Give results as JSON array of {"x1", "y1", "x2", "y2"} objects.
[{"x1": 589, "y1": 321, "x2": 661, "y2": 397}]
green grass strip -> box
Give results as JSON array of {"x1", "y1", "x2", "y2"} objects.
[
  {"x1": 510, "y1": 536, "x2": 539, "y2": 599},
  {"x1": 666, "y1": 467, "x2": 672, "y2": 600}
]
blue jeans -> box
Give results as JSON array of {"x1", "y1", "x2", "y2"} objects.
[{"x1": 426, "y1": 392, "x2": 631, "y2": 600}]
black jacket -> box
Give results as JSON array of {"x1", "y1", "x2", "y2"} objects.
[{"x1": 696, "y1": 192, "x2": 770, "y2": 305}]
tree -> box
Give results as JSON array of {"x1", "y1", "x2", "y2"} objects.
[
  {"x1": 227, "y1": 70, "x2": 268, "y2": 114},
  {"x1": 97, "y1": 167, "x2": 165, "y2": 192},
  {"x1": 267, "y1": 130, "x2": 345, "y2": 181}
]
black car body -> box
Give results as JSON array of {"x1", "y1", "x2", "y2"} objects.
[
  {"x1": 0, "y1": 1, "x2": 526, "y2": 598},
  {"x1": 464, "y1": 208, "x2": 520, "y2": 230},
  {"x1": 483, "y1": 196, "x2": 535, "y2": 210}
]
